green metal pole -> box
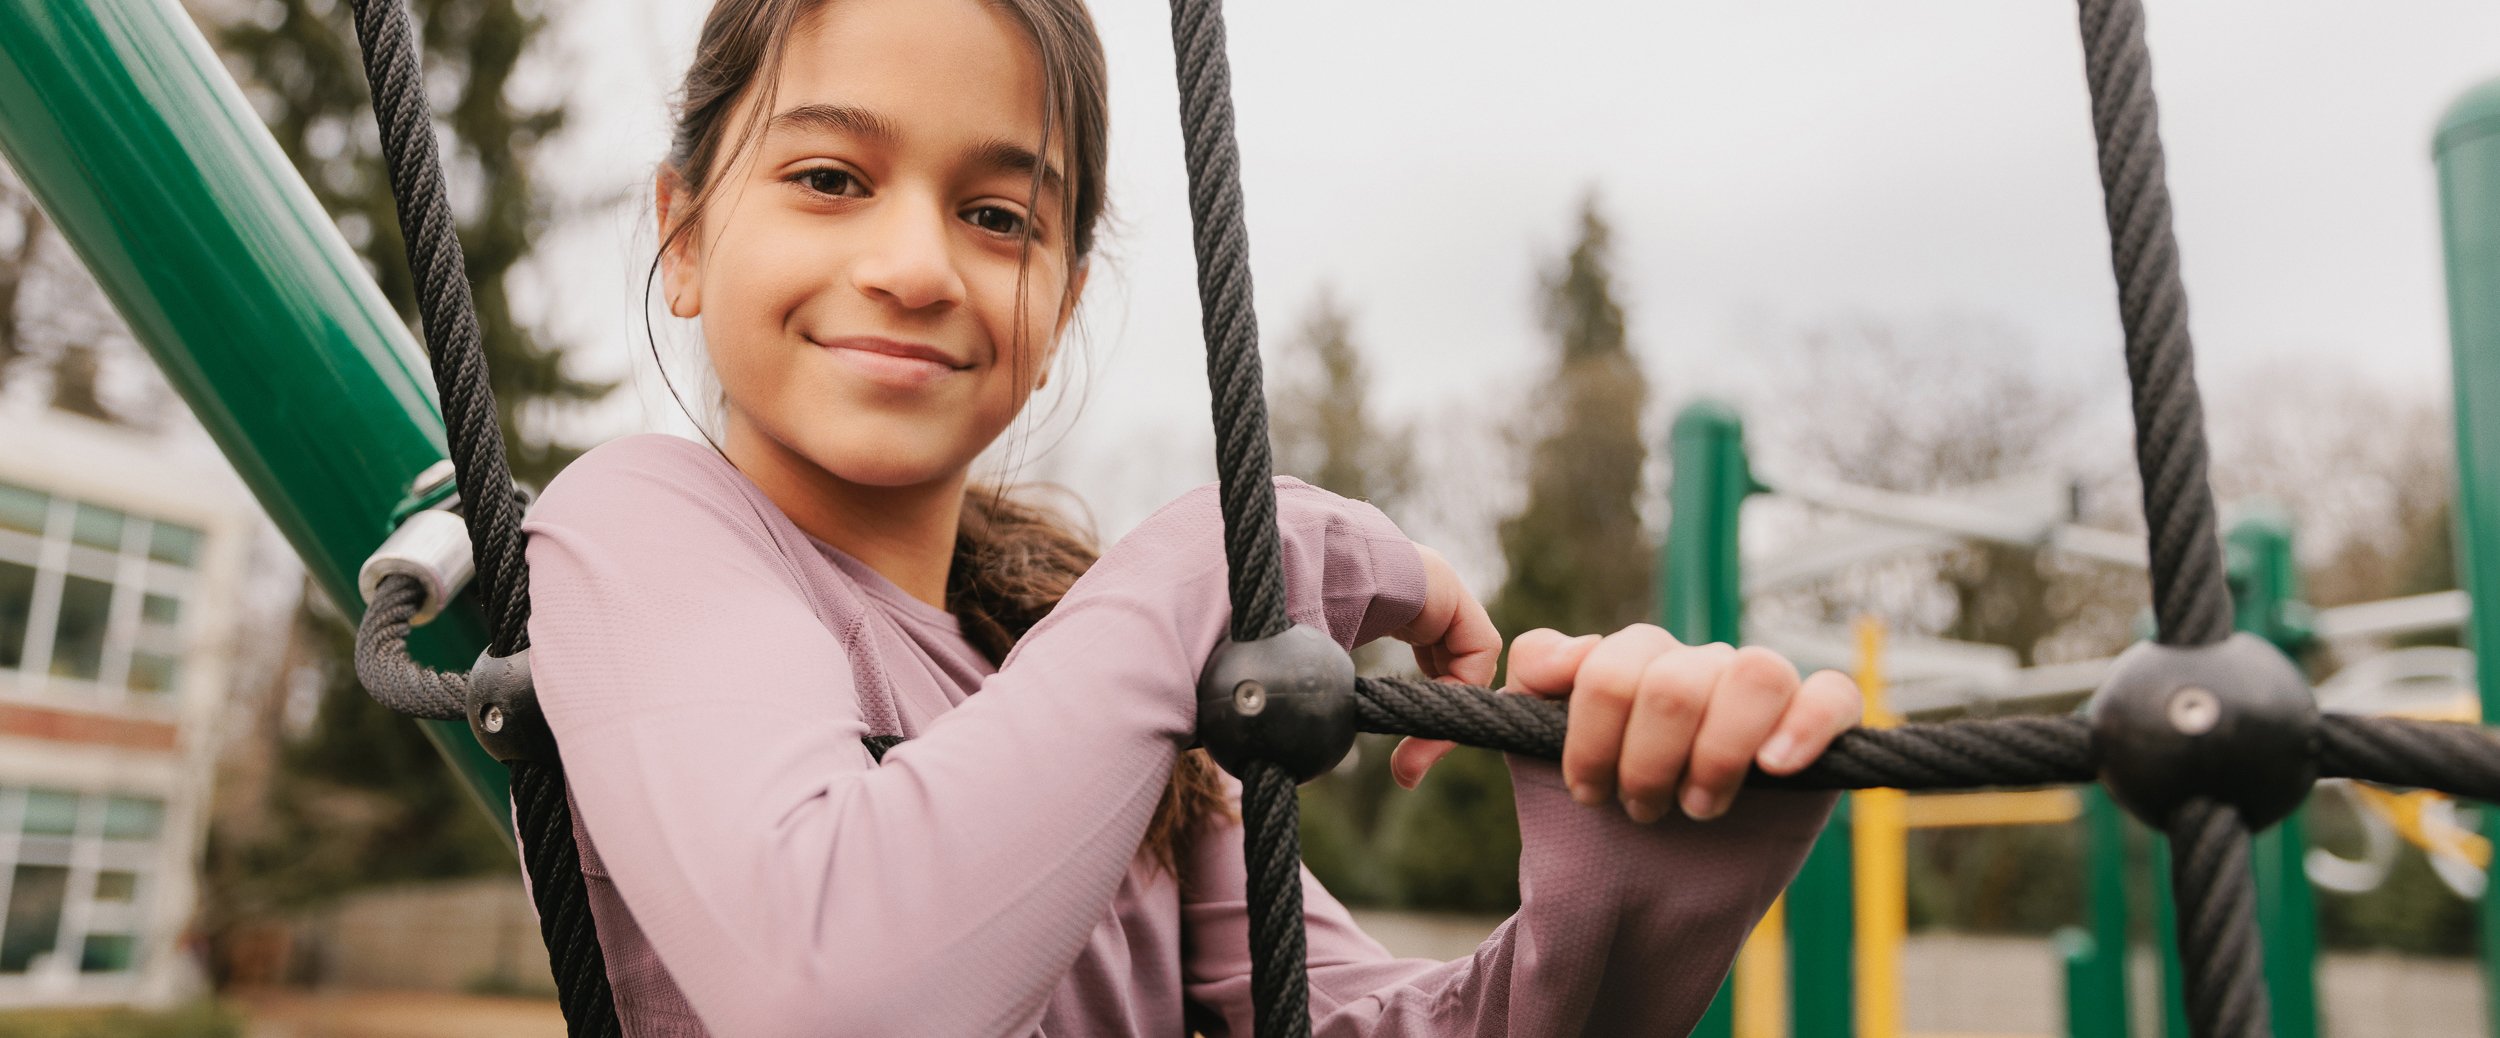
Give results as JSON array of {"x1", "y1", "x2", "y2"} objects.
[
  {"x1": 2434, "y1": 73, "x2": 2500, "y2": 1038},
  {"x1": 0, "y1": 0, "x2": 510, "y2": 830},
  {"x1": 1788, "y1": 798, "x2": 1855, "y2": 1038},
  {"x1": 2227, "y1": 509, "x2": 2319, "y2": 1038},
  {"x1": 1663, "y1": 401, "x2": 1760, "y2": 1038},
  {"x1": 2069, "y1": 788, "x2": 2134, "y2": 1038},
  {"x1": 1663, "y1": 400, "x2": 1754, "y2": 645},
  {"x1": 2152, "y1": 837, "x2": 2191, "y2": 1038}
]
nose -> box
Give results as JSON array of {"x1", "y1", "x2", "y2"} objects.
[{"x1": 850, "y1": 192, "x2": 967, "y2": 314}]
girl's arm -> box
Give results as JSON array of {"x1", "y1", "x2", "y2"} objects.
[
  {"x1": 521, "y1": 435, "x2": 1427, "y2": 1038},
  {"x1": 1183, "y1": 762, "x2": 1833, "y2": 1036}
]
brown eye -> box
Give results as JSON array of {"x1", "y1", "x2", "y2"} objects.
[
  {"x1": 965, "y1": 206, "x2": 1026, "y2": 237},
  {"x1": 796, "y1": 168, "x2": 863, "y2": 197}
]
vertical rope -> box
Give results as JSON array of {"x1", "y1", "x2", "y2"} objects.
[
  {"x1": 2166, "y1": 799, "x2": 2271, "y2": 1038},
  {"x1": 512, "y1": 762, "x2": 622, "y2": 1036},
  {"x1": 349, "y1": 0, "x2": 532, "y2": 658},
  {"x1": 1168, "y1": 0, "x2": 1289, "y2": 644},
  {"x1": 2075, "y1": 0, "x2": 2234, "y2": 648},
  {"x1": 1241, "y1": 761, "x2": 1312, "y2": 1038},
  {"x1": 347, "y1": 2, "x2": 612, "y2": 1034},
  {"x1": 1166, "y1": 1, "x2": 1308, "y2": 1033}
]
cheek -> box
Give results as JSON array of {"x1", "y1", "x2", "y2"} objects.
[{"x1": 966, "y1": 259, "x2": 1067, "y2": 385}]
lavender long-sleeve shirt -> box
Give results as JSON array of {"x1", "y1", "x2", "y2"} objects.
[{"x1": 519, "y1": 434, "x2": 1834, "y2": 1038}]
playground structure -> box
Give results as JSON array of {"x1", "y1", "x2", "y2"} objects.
[
  {"x1": 1657, "y1": 402, "x2": 2485, "y2": 1038},
  {"x1": 8, "y1": 1, "x2": 2500, "y2": 1036}
]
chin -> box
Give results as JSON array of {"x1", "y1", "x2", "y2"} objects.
[{"x1": 799, "y1": 434, "x2": 963, "y2": 490}]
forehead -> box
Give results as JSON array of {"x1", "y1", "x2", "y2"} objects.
[{"x1": 771, "y1": 0, "x2": 1051, "y2": 154}]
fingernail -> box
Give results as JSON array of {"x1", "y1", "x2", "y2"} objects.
[
  {"x1": 1681, "y1": 786, "x2": 1726, "y2": 821},
  {"x1": 1760, "y1": 733, "x2": 1800, "y2": 771},
  {"x1": 1623, "y1": 797, "x2": 1663, "y2": 825},
  {"x1": 1570, "y1": 783, "x2": 1603, "y2": 807}
]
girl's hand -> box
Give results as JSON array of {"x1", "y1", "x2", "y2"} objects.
[
  {"x1": 1386, "y1": 545, "x2": 1503, "y2": 690},
  {"x1": 1396, "y1": 625, "x2": 1862, "y2": 824},
  {"x1": 1377, "y1": 546, "x2": 1501, "y2": 779}
]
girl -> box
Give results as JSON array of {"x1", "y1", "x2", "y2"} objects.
[{"x1": 520, "y1": 0, "x2": 1864, "y2": 1034}]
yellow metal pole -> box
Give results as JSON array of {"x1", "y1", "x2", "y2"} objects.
[
  {"x1": 1734, "y1": 897, "x2": 1790, "y2": 1038},
  {"x1": 1852, "y1": 616, "x2": 1906, "y2": 1038}
]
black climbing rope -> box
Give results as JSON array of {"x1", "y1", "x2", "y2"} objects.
[
  {"x1": 344, "y1": 0, "x2": 618, "y2": 1034},
  {"x1": 1165, "y1": 3, "x2": 1308, "y2": 1035}
]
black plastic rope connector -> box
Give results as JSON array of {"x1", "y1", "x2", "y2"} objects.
[
  {"x1": 1197, "y1": 624, "x2": 1358, "y2": 783},
  {"x1": 468, "y1": 647, "x2": 555, "y2": 764},
  {"x1": 2088, "y1": 632, "x2": 2317, "y2": 832}
]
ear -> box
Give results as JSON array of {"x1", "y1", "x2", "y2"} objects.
[{"x1": 655, "y1": 169, "x2": 703, "y2": 318}]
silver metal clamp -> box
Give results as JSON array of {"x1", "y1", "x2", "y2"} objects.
[{"x1": 358, "y1": 507, "x2": 476, "y2": 627}]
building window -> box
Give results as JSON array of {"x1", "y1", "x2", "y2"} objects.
[
  {"x1": 0, "y1": 787, "x2": 161, "y2": 979},
  {"x1": 0, "y1": 479, "x2": 200, "y2": 704}
]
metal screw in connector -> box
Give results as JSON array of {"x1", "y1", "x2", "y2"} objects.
[
  {"x1": 2167, "y1": 686, "x2": 2220, "y2": 736},
  {"x1": 482, "y1": 705, "x2": 507, "y2": 734},
  {"x1": 1233, "y1": 680, "x2": 1267, "y2": 716}
]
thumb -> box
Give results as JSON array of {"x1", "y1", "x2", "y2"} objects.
[{"x1": 1391, "y1": 737, "x2": 1456, "y2": 789}]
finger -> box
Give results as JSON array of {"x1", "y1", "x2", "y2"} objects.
[
  {"x1": 1506, "y1": 629, "x2": 1602, "y2": 698},
  {"x1": 1436, "y1": 592, "x2": 1502, "y2": 688},
  {"x1": 1391, "y1": 736, "x2": 1456, "y2": 789},
  {"x1": 1560, "y1": 623, "x2": 1681, "y2": 807},
  {"x1": 1757, "y1": 670, "x2": 1864, "y2": 775},
  {"x1": 1389, "y1": 545, "x2": 1459, "y2": 648},
  {"x1": 1614, "y1": 643, "x2": 1736, "y2": 823},
  {"x1": 1675, "y1": 646, "x2": 1801, "y2": 820}
]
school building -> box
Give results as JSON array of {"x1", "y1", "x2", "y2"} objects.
[{"x1": 0, "y1": 404, "x2": 254, "y2": 1008}]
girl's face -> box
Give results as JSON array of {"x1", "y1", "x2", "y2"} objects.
[{"x1": 660, "y1": 0, "x2": 1081, "y2": 491}]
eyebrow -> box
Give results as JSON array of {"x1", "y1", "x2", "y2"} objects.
[
  {"x1": 767, "y1": 103, "x2": 901, "y2": 145},
  {"x1": 967, "y1": 137, "x2": 1065, "y2": 203}
]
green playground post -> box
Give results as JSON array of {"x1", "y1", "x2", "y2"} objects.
[
  {"x1": 2435, "y1": 73, "x2": 2500, "y2": 1038},
  {"x1": 1662, "y1": 401, "x2": 1759, "y2": 1038},
  {"x1": 2152, "y1": 838, "x2": 2191, "y2": 1038},
  {"x1": 2227, "y1": 509, "x2": 2319, "y2": 1038},
  {"x1": 0, "y1": 0, "x2": 511, "y2": 830},
  {"x1": 1663, "y1": 400, "x2": 1754, "y2": 645},
  {"x1": 2066, "y1": 787, "x2": 2134, "y2": 1038}
]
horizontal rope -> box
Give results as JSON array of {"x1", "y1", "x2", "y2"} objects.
[
  {"x1": 1354, "y1": 677, "x2": 2097, "y2": 791},
  {"x1": 2315, "y1": 714, "x2": 2500, "y2": 804}
]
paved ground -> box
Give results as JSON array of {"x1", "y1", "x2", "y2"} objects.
[
  {"x1": 236, "y1": 991, "x2": 564, "y2": 1038},
  {"x1": 220, "y1": 918, "x2": 2489, "y2": 1038}
]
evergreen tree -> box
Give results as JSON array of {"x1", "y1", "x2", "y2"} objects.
[
  {"x1": 201, "y1": 0, "x2": 609, "y2": 965},
  {"x1": 1267, "y1": 289, "x2": 1416, "y2": 904},
  {"x1": 1378, "y1": 196, "x2": 1654, "y2": 912}
]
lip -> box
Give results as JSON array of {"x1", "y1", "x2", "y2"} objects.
[{"x1": 814, "y1": 335, "x2": 971, "y2": 388}]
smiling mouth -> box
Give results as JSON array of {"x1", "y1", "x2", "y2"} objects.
[
  {"x1": 813, "y1": 335, "x2": 972, "y2": 369},
  {"x1": 813, "y1": 335, "x2": 971, "y2": 388}
]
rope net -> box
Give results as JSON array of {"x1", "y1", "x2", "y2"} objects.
[{"x1": 329, "y1": 0, "x2": 2500, "y2": 1035}]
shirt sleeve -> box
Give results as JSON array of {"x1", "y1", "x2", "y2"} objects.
[
  {"x1": 1182, "y1": 756, "x2": 1836, "y2": 1036},
  {"x1": 521, "y1": 436, "x2": 1427, "y2": 1038}
]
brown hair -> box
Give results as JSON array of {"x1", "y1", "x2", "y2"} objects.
[{"x1": 650, "y1": 0, "x2": 1232, "y2": 871}]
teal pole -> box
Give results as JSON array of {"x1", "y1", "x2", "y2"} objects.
[
  {"x1": 1788, "y1": 799, "x2": 1855, "y2": 1038},
  {"x1": 2434, "y1": 73, "x2": 2500, "y2": 1038},
  {"x1": 2227, "y1": 509, "x2": 2319, "y2": 1038},
  {"x1": 1663, "y1": 401, "x2": 1759, "y2": 1038},
  {"x1": 0, "y1": 0, "x2": 510, "y2": 829},
  {"x1": 2153, "y1": 838, "x2": 2192, "y2": 1038},
  {"x1": 2069, "y1": 788, "x2": 2134, "y2": 1038}
]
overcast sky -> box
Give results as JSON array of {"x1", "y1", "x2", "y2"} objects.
[{"x1": 517, "y1": 0, "x2": 2500, "y2": 543}]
